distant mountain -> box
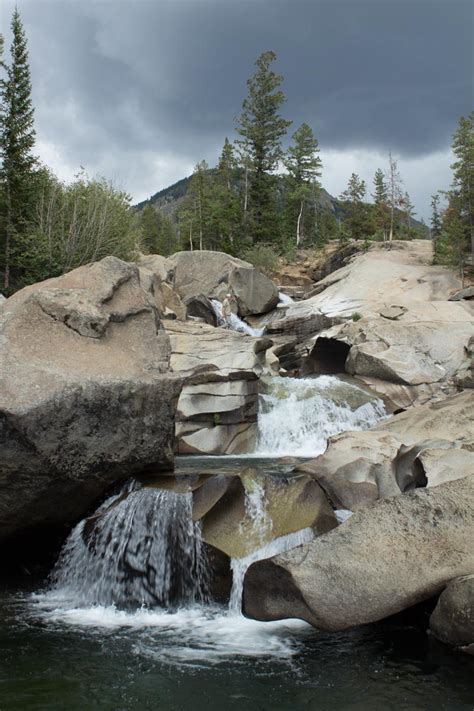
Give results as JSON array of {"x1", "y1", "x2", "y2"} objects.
[
  {"x1": 135, "y1": 174, "x2": 429, "y2": 236},
  {"x1": 135, "y1": 173, "x2": 338, "y2": 219}
]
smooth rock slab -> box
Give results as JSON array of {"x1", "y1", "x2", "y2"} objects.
[{"x1": 243, "y1": 478, "x2": 474, "y2": 629}]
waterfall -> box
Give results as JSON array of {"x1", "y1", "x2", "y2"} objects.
[
  {"x1": 50, "y1": 483, "x2": 208, "y2": 609},
  {"x1": 278, "y1": 291, "x2": 294, "y2": 305},
  {"x1": 229, "y1": 527, "x2": 315, "y2": 613},
  {"x1": 256, "y1": 375, "x2": 387, "y2": 457},
  {"x1": 210, "y1": 298, "x2": 264, "y2": 337}
]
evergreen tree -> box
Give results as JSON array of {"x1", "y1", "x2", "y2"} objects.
[
  {"x1": 400, "y1": 191, "x2": 416, "y2": 238},
  {"x1": 140, "y1": 203, "x2": 177, "y2": 256},
  {"x1": 372, "y1": 168, "x2": 389, "y2": 240},
  {"x1": 235, "y1": 51, "x2": 291, "y2": 243},
  {"x1": 430, "y1": 193, "x2": 442, "y2": 242},
  {"x1": 385, "y1": 153, "x2": 403, "y2": 246},
  {"x1": 434, "y1": 194, "x2": 467, "y2": 285},
  {"x1": 0, "y1": 9, "x2": 37, "y2": 290},
  {"x1": 209, "y1": 138, "x2": 240, "y2": 252},
  {"x1": 450, "y1": 112, "x2": 473, "y2": 254},
  {"x1": 283, "y1": 123, "x2": 322, "y2": 247},
  {"x1": 178, "y1": 161, "x2": 213, "y2": 251},
  {"x1": 339, "y1": 173, "x2": 371, "y2": 240}
]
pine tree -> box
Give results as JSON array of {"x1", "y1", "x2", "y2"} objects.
[
  {"x1": 430, "y1": 193, "x2": 442, "y2": 242},
  {"x1": 140, "y1": 204, "x2": 177, "y2": 256},
  {"x1": 0, "y1": 9, "x2": 37, "y2": 290},
  {"x1": 284, "y1": 123, "x2": 322, "y2": 247},
  {"x1": 339, "y1": 173, "x2": 371, "y2": 240},
  {"x1": 401, "y1": 191, "x2": 416, "y2": 237},
  {"x1": 372, "y1": 168, "x2": 389, "y2": 241},
  {"x1": 178, "y1": 161, "x2": 213, "y2": 251},
  {"x1": 209, "y1": 138, "x2": 240, "y2": 252},
  {"x1": 385, "y1": 153, "x2": 403, "y2": 247},
  {"x1": 235, "y1": 51, "x2": 292, "y2": 243},
  {"x1": 451, "y1": 112, "x2": 473, "y2": 255},
  {"x1": 435, "y1": 195, "x2": 467, "y2": 285}
]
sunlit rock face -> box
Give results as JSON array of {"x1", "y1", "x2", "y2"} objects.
[
  {"x1": 0, "y1": 257, "x2": 181, "y2": 541},
  {"x1": 243, "y1": 477, "x2": 474, "y2": 630}
]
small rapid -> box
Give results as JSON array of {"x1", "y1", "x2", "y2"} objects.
[
  {"x1": 256, "y1": 375, "x2": 387, "y2": 457},
  {"x1": 210, "y1": 298, "x2": 264, "y2": 336}
]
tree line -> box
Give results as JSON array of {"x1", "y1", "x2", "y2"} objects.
[
  {"x1": 0, "y1": 12, "x2": 472, "y2": 293},
  {"x1": 0, "y1": 10, "x2": 137, "y2": 293},
  {"x1": 142, "y1": 51, "x2": 432, "y2": 261}
]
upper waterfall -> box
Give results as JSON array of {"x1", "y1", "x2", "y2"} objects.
[{"x1": 255, "y1": 375, "x2": 387, "y2": 457}]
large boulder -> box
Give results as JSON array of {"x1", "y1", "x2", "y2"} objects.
[
  {"x1": 296, "y1": 391, "x2": 474, "y2": 510},
  {"x1": 243, "y1": 477, "x2": 474, "y2": 629},
  {"x1": 228, "y1": 266, "x2": 279, "y2": 316},
  {"x1": 429, "y1": 576, "x2": 474, "y2": 653},
  {"x1": 166, "y1": 251, "x2": 279, "y2": 316},
  {"x1": 307, "y1": 301, "x2": 474, "y2": 387},
  {"x1": 0, "y1": 257, "x2": 181, "y2": 542},
  {"x1": 265, "y1": 241, "x2": 472, "y2": 384},
  {"x1": 166, "y1": 250, "x2": 250, "y2": 301}
]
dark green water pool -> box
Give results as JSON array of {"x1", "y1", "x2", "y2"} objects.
[{"x1": 1, "y1": 583, "x2": 472, "y2": 711}]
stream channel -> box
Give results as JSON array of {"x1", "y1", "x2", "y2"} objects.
[{"x1": 1, "y1": 376, "x2": 472, "y2": 710}]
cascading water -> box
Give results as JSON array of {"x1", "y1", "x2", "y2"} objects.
[
  {"x1": 31, "y1": 370, "x2": 386, "y2": 666},
  {"x1": 210, "y1": 298, "x2": 264, "y2": 336},
  {"x1": 229, "y1": 527, "x2": 315, "y2": 613},
  {"x1": 256, "y1": 375, "x2": 387, "y2": 457},
  {"x1": 49, "y1": 483, "x2": 208, "y2": 609}
]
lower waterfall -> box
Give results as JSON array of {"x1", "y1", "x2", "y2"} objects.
[{"x1": 49, "y1": 484, "x2": 208, "y2": 609}]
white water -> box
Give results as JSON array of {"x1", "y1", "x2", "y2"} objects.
[
  {"x1": 32, "y1": 372, "x2": 386, "y2": 666},
  {"x1": 33, "y1": 483, "x2": 313, "y2": 666},
  {"x1": 210, "y1": 298, "x2": 265, "y2": 337},
  {"x1": 278, "y1": 291, "x2": 294, "y2": 305},
  {"x1": 256, "y1": 375, "x2": 387, "y2": 457},
  {"x1": 49, "y1": 484, "x2": 208, "y2": 609},
  {"x1": 229, "y1": 527, "x2": 315, "y2": 613}
]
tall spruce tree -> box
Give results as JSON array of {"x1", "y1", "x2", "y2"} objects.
[
  {"x1": 385, "y1": 152, "x2": 403, "y2": 246},
  {"x1": 209, "y1": 137, "x2": 240, "y2": 252},
  {"x1": 451, "y1": 112, "x2": 473, "y2": 255},
  {"x1": 178, "y1": 161, "x2": 213, "y2": 251},
  {"x1": 430, "y1": 193, "x2": 442, "y2": 242},
  {"x1": 340, "y1": 173, "x2": 371, "y2": 240},
  {"x1": 0, "y1": 9, "x2": 37, "y2": 290},
  {"x1": 235, "y1": 51, "x2": 291, "y2": 243},
  {"x1": 284, "y1": 123, "x2": 322, "y2": 246},
  {"x1": 372, "y1": 168, "x2": 389, "y2": 240}
]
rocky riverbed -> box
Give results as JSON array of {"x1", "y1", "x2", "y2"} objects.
[{"x1": 1, "y1": 239, "x2": 473, "y2": 686}]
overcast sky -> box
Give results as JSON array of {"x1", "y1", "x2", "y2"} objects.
[{"x1": 2, "y1": 0, "x2": 473, "y2": 220}]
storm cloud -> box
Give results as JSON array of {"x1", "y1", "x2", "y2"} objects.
[{"x1": 1, "y1": 0, "x2": 472, "y2": 218}]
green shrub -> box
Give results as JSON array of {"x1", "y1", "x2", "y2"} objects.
[
  {"x1": 351, "y1": 311, "x2": 362, "y2": 321},
  {"x1": 242, "y1": 243, "x2": 278, "y2": 274}
]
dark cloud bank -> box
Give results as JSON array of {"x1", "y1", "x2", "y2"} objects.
[{"x1": 2, "y1": 0, "x2": 473, "y2": 215}]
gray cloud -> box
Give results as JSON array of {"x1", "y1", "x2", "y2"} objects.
[{"x1": 1, "y1": 0, "x2": 472, "y2": 216}]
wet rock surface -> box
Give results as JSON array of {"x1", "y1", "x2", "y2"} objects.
[{"x1": 429, "y1": 575, "x2": 474, "y2": 653}]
